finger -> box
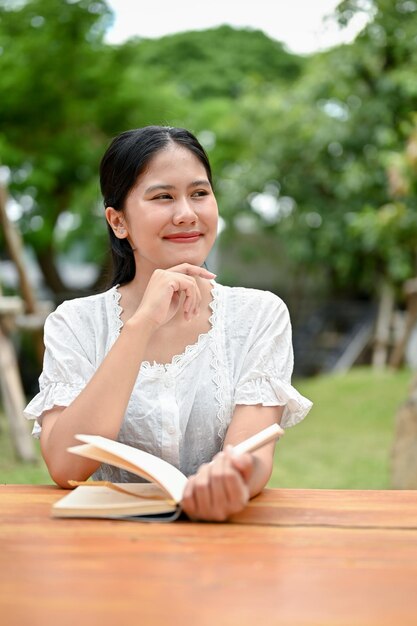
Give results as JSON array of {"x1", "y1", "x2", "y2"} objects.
[
  {"x1": 181, "y1": 477, "x2": 198, "y2": 520},
  {"x1": 169, "y1": 263, "x2": 216, "y2": 280},
  {"x1": 182, "y1": 469, "x2": 211, "y2": 520},
  {"x1": 161, "y1": 277, "x2": 191, "y2": 323},
  {"x1": 182, "y1": 282, "x2": 198, "y2": 321},
  {"x1": 181, "y1": 278, "x2": 201, "y2": 320},
  {"x1": 209, "y1": 453, "x2": 232, "y2": 519},
  {"x1": 192, "y1": 280, "x2": 202, "y2": 316},
  {"x1": 229, "y1": 455, "x2": 254, "y2": 485},
  {"x1": 193, "y1": 466, "x2": 213, "y2": 519},
  {"x1": 221, "y1": 456, "x2": 249, "y2": 506},
  {"x1": 207, "y1": 453, "x2": 245, "y2": 521},
  {"x1": 167, "y1": 273, "x2": 192, "y2": 294}
]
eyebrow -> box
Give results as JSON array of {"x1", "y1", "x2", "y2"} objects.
[{"x1": 144, "y1": 180, "x2": 211, "y2": 194}]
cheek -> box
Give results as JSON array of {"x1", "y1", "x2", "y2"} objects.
[
  {"x1": 131, "y1": 212, "x2": 164, "y2": 237},
  {"x1": 211, "y1": 214, "x2": 219, "y2": 235},
  {"x1": 212, "y1": 211, "x2": 219, "y2": 236},
  {"x1": 205, "y1": 201, "x2": 219, "y2": 227}
]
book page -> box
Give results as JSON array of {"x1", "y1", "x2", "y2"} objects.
[
  {"x1": 69, "y1": 435, "x2": 188, "y2": 503},
  {"x1": 52, "y1": 483, "x2": 179, "y2": 518}
]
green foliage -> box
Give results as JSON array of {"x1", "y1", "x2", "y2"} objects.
[
  {"x1": 0, "y1": 0, "x2": 185, "y2": 291},
  {"x1": 129, "y1": 25, "x2": 304, "y2": 100},
  {"x1": 207, "y1": 0, "x2": 417, "y2": 296},
  {"x1": 348, "y1": 201, "x2": 417, "y2": 287},
  {"x1": 1, "y1": 0, "x2": 416, "y2": 300}
]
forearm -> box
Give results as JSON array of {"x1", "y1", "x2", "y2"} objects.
[
  {"x1": 223, "y1": 404, "x2": 283, "y2": 499},
  {"x1": 42, "y1": 314, "x2": 156, "y2": 485},
  {"x1": 246, "y1": 449, "x2": 274, "y2": 498}
]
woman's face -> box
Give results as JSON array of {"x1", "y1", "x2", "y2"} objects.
[{"x1": 108, "y1": 144, "x2": 218, "y2": 275}]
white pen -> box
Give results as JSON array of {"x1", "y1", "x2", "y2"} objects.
[{"x1": 231, "y1": 423, "x2": 285, "y2": 456}]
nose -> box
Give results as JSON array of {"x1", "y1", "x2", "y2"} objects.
[{"x1": 172, "y1": 197, "x2": 198, "y2": 225}]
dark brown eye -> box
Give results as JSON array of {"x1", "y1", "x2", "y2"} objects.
[{"x1": 153, "y1": 193, "x2": 172, "y2": 200}]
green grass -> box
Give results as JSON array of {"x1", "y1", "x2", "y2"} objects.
[
  {"x1": 0, "y1": 422, "x2": 52, "y2": 484},
  {"x1": 0, "y1": 366, "x2": 413, "y2": 488},
  {"x1": 269, "y1": 366, "x2": 413, "y2": 489}
]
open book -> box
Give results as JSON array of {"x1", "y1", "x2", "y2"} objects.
[{"x1": 51, "y1": 423, "x2": 284, "y2": 521}]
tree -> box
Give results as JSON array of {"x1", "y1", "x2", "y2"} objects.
[
  {"x1": 0, "y1": 0, "x2": 184, "y2": 296},
  {"x1": 3, "y1": 0, "x2": 415, "y2": 307},
  {"x1": 206, "y1": 0, "x2": 417, "y2": 300},
  {"x1": 127, "y1": 25, "x2": 304, "y2": 100}
]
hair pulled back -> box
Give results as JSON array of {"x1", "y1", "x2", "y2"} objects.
[{"x1": 100, "y1": 125, "x2": 213, "y2": 286}]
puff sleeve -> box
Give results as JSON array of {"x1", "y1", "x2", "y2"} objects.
[
  {"x1": 233, "y1": 292, "x2": 312, "y2": 428},
  {"x1": 24, "y1": 302, "x2": 96, "y2": 438}
]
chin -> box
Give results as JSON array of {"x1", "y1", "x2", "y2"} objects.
[{"x1": 168, "y1": 253, "x2": 207, "y2": 268}]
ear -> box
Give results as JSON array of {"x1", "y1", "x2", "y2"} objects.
[{"x1": 105, "y1": 207, "x2": 128, "y2": 240}]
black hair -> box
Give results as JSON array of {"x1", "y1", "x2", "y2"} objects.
[{"x1": 99, "y1": 125, "x2": 213, "y2": 286}]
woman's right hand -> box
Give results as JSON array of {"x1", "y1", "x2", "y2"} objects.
[{"x1": 133, "y1": 263, "x2": 216, "y2": 329}]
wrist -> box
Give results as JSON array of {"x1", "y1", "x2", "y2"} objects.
[{"x1": 124, "y1": 311, "x2": 159, "y2": 337}]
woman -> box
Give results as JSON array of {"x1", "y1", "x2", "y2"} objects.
[{"x1": 25, "y1": 126, "x2": 312, "y2": 521}]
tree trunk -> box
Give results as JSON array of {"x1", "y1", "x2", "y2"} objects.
[
  {"x1": 372, "y1": 280, "x2": 395, "y2": 369},
  {"x1": 390, "y1": 279, "x2": 417, "y2": 369},
  {"x1": 0, "y1": 323, "x2": 36, "y2": 462},
  {"x1": 35, "y1": 245, "x2": 68, "y2": 296},
  {"x1": 0, "y1": 186, "x2": 37, "y2": 311},
  {"x1": 391, "y1": 374, "x2": 417, "y2": 489},
  {"x1": 0, "y1": 184, "x2": 45, "y2": 364}
]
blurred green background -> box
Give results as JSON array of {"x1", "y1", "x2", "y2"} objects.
[{"x1": 0, "y1": 0, "x2": 416, "y2": 488}]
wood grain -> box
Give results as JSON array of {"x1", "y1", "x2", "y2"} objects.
[{"x1": 1, "y1": 485, "x2": 417, "y2": 626}]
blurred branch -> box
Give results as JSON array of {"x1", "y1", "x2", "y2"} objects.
[{"x1": 0, "y1": 183, "x2": 37, "y2": 314}]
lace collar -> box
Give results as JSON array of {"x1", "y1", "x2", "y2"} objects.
[{"x1": 109, "y1": 281, "x2": 219, "y2": 374}]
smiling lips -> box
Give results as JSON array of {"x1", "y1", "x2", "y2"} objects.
[{"x1": 163, "y1": 231, "x2": 203, "y2": 243}]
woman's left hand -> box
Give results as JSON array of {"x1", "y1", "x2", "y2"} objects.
[{"x1": 181, "y1": 447, "x2": 254, "y2": 522}]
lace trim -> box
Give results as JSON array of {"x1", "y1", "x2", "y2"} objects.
[
  {"x1": 208, "y1": 286, "x2": 230, "y2": 442},
  {"x1": 111, "y1": 284, "x2": 124, "y2": 341},
  {"x1": 112, "y1": 281, "x2": 219, "y2": 375}
]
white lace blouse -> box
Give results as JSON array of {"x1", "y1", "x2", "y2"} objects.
[{"x1": 24, "y1": 282, "x2": 312, "y2": 481}]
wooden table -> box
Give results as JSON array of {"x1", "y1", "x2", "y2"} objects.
[{"x1": 1, "y1": 485, "x2": 417, "y2": 626}]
